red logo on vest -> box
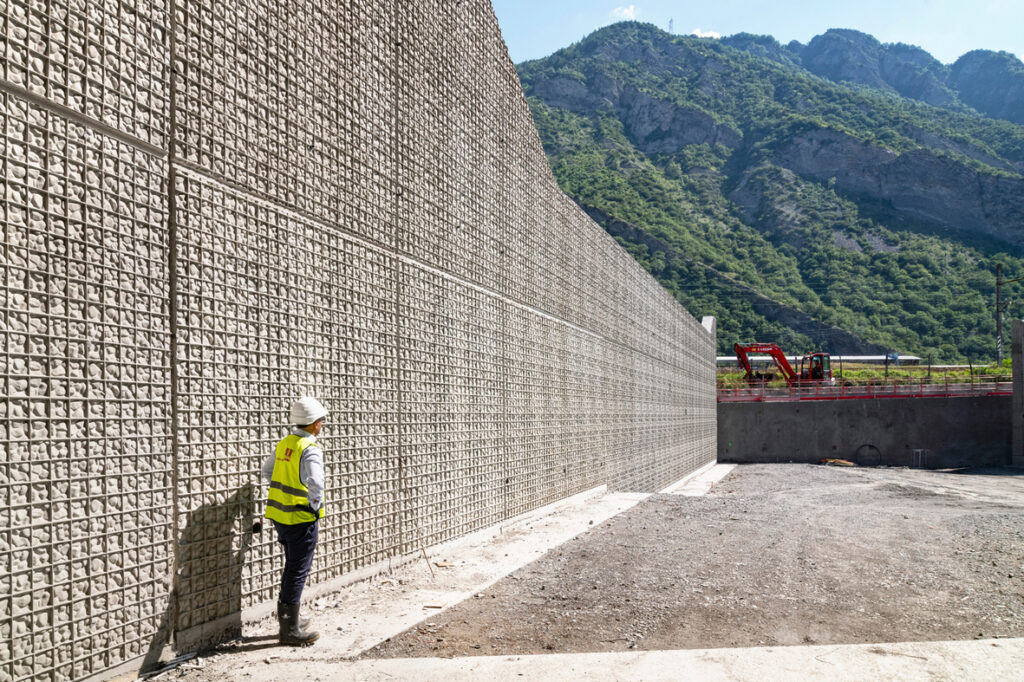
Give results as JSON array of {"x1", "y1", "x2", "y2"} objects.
[{"x1": 282, "y1": 447, "x2": 294, "y2": 461}]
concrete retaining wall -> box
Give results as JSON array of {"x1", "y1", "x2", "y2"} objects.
[
  {"x1": 719, "y1": 397, "x2": 1011, "y2": 468},
  {"x1": 0, "y1": 1, "x2": 716, "y2": 680}
]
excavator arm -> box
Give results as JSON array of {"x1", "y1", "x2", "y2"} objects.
[{"x1": 734, "y1": 343, "x2": 798, "y2": 385}]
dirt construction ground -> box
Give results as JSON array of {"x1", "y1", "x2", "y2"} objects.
[
  {"x1": 367, "y1": 464, "x2": 1024, "y2": 658},
  {"x1": 170, "y1": 464, "x2": 1024, "y2": 681}
]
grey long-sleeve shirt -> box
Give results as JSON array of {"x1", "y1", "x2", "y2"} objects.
[{"x1": 262, "y1": 427, "x2": 325, "y2": 511}]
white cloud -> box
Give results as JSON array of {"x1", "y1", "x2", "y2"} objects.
[
  {"x1": 611, "y1": 5, "x2": 637, "y2": 20},
  {"x1": 691, "y1": 28, "x2": 721, "y2": 39}
]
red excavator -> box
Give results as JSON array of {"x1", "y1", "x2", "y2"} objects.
[{"x1": 734, "y1": 343, "x2": 834, "y2": 387}]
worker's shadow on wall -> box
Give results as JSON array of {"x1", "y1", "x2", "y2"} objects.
[{"x1": 142, "y1": 483, "x2": 275, "y2": 671}]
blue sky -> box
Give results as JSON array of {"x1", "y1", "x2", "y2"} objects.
[{"x1": 491, "y1": 0, "x2": 1024, "y2": 66}]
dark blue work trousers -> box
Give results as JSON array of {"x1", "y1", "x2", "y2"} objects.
[{"x1": 273, "y1": 519, "x2": 318, "y2": 605}]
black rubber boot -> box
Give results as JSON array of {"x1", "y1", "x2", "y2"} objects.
[
  {"x1": 277, "y1": 602, "x2": 319, "y2": 646},
  {"x1": 274, "y1": 601, "x2": 310, "y2": 628}
]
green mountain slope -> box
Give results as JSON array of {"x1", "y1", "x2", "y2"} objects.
[{"x1": 518, "y1": 22, "x2": 1024, "y2": 361}]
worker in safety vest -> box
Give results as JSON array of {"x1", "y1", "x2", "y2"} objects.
[{"x1": 262, "y1": 397, "x2": 327, "y2": 646}]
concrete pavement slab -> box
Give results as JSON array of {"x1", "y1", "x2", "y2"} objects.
[
  {"x1": 660, "y1": 463, "x2": 736, "y2": 496},
  {"x1": 335, "y1": 638, "x2": 1024, "y2": 681},
  {"x1": 175, "y1": 638, "x2": 1024, "y2": 681}
]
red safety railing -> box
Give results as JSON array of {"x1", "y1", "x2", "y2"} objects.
[{"x1": 717, "y1": 379, "x2": 1013, "y2": 403}]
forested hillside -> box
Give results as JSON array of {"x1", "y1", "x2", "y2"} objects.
[{"x1": 518, "y1": 22, "x2": 1024, "y2": 361}]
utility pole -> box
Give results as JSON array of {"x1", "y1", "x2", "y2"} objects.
[
  {"x1": 996, "y1": 263, "x2": 1024, "y2": 364},
  {"x1": 998, "y1": 263, "x2": 1002, "y2": 364}
]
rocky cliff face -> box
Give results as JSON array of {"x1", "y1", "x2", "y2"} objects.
[
  {"x1": 950, "y1": 50, "x2": 1024, "y2": 125},
  {"x1": 801, "y1": 30, "x2": 893, "y2": 91},
  {"x1": 533, "y1": 73, "x2": 742, "y2": 154},
  {"x1": 771, "y1": 128, "x2": 1024, "y2": 246},
  {"x1": 798, "y1": 30, "x2": 958, "y2": 108}
]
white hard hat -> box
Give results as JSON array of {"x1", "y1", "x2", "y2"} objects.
[{"x1": 290, "y1": 397, "x2": 328, "y2": 426}]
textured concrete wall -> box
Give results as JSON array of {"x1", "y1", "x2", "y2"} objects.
[
  {"x1": 719, "y1": 397, "x2": 1011, "y2": 468},
  {"x1": 1014, "y1": 321, "x2": 1024, "y2": 467},
  {"x1": 0, "y1": 1, "x2": 716, "y2": 680}
]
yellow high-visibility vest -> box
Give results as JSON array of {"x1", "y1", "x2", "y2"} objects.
[{"x1": 265, "y1": 434, "x2": 324, "y2": 524}]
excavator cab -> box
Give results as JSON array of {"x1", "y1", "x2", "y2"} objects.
[{"x1": 799, "y1": 352, "x2": 832, "y2": 383}]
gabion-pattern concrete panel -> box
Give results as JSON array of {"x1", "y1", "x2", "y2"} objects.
[
  {"x1": 397, "y1": 264, "x2": 507, "y2": 550},
  {"x1": 172, "y1": 0, "x2": 397, "y2": 245},
  {"x1": 0, "y1": 0, "x2": 170, "y2": 147},
  {"x1": 1, "y1": 0, "x2": 716, "y2": 678},
  {"x1": 0, "y1": 92, "x2": 173, "y2": 682},
  {"x1": 171, "y1": 171, "x2": 402, "y2": 631}
]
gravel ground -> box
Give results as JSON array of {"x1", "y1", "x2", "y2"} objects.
[{"x1": 366, "y1": 464, "x2": 1024, "y2": 658}]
